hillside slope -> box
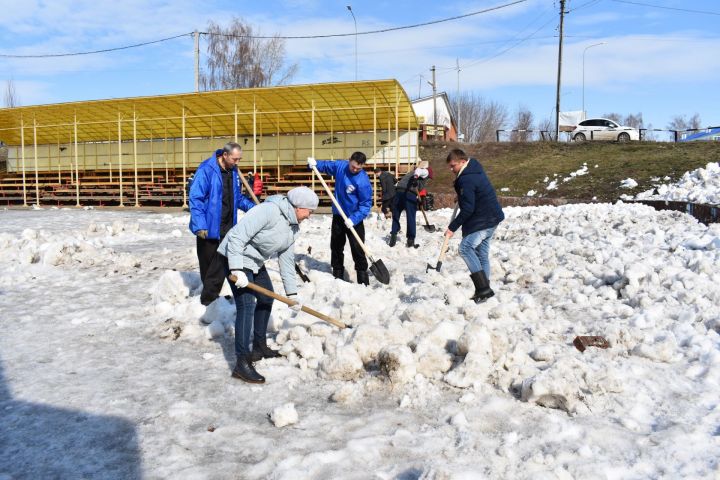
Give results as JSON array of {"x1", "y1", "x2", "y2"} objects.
[{"x1": 421, "y1": 141, "x2": 719, "y2": 202}]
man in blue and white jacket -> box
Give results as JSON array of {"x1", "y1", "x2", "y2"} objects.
[
  {"x1": 308, "y1": 152, "x2": 373, "y2": 285},
  {"x1": 189, "y1": 142, "x2": 255, "y2": 305}
]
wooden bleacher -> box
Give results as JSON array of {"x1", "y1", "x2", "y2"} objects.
[{"x1": 0, "y1": 162, "x2": 400, "y2": 207}]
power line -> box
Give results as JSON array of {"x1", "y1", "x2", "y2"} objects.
[
  {"x1": 568, "y1": 0, "x2": 604, "y2": 13},
  {"x1": 200, "y1": 0, "x2": 530, "y2": 39},
  {"x1": 0, "y1": 1, "x2": 529, "y2": 59},
  {"x1": 0, "y1": 33, "x2": 192, "y2": 59},
  {"x1": 461, "y1": 16, "x2": 557, "y2": 69},
  {"x1": 610, "y1": 0, "x2": 720, "y2": 16}
]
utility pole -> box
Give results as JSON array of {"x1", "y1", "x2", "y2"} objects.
[
  {"x1": 194, "y1": 30, "x2": 200, "y2": 92},
  {"x1": 554, "y1": 0, "x2": 566, "y2": 141},
  {"x1": 456, "y1": 58, "x2": 461, "y2": 142},
  {"x1": 418, "y1": 75, "x2": 423, "y2": 99},
  {"x1": 431, "y1": 65, "x2": 437, "y2": 138}
]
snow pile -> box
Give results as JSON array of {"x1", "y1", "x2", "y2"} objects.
[
  {"x1": 542, "y1": 163, "x2": 589, "y2": 192},
  {"x1": 633, "y1": 162, "x2": 720, "y2": 205},
  {"x1": 269, "y1": 403, "x2": 298, "y2": 427},
  {"x1": 146, "y1": 202, "x2": 720, "y2": 423},
  {"x1": 619, "y1": 178, "x2": 638, "y2": 189},
  {"x1": 3, "y1": 206, "x2": 720, "y2": 478}
]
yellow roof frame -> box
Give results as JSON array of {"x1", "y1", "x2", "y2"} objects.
[{"x1": 0, "y1": 79, "x2": 418, "y2": 146}]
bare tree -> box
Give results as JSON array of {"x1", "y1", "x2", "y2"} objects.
[
  {"x1": 200, "y1": 18, "x2": 298, "y2": 90},
  {"x1": 688, "y1": 113, "x2": 702, "y2": 130},
  {"x1": 537, "y1": 117, "x2": 554, "y2": 140},
  {"x1": 603, "y1": 112, "x2": 623, "y2": 123},
  {"x1": 667, "y1": 115, "x2": 688, "y2": 131},
  {"x1": 642, "y1": 123, "x2": 656, "y2": 141},
  {"x1": 623, "y1": 112, "x2": 643, "y2": 129},
  {"x1": 450, "y1": 92, "x2": 508, "y2": 143},
  {"x1": 3, "y1": 80, "x2": 19, "y2": 108},
  {"x1": 510, "y1": 105, "x2": 534, "y2": 142}
]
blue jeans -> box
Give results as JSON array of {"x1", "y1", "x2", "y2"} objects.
[
  {"x1": 458, "y1": 227, "x2": 496, "y2": 278},
  {"x1": 390, "y1": 191, "x2": 418, "y2": 240},
  {"x1": 227, "y1": 266, "x2": 274, "y2": 357}
]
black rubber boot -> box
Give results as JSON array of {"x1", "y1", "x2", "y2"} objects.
[
  {"x1": 231, "y1": 355, "x2": 265, "y2": 383},
  {"x1": 389, "y1": 233, "x2": 397, "y2": 247},
  {"x1": 252, "y1": 339, "x2": 282, "y2": 360},
  {"x1": 406, "y1": 237, "x2": 418, "y2": 248},
  {"x1": 470, "y1": 271, "x2": 494, "y2": 303},
  {"x1": 356, "y1": 270, "x2": 370, "y2": 286},
  {"x1": 333, "y1": 267, "x2": 346, "y2": 281}
]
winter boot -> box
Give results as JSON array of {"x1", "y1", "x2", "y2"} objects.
[
  {"x1": 406, "y1": 237, "x2": 418, "y2": 248},
  {"x1": 389, "y1": 233, "x2": 397, "y2": 247},
  {"x1": 333, "y1": 267, "x2": 346, "y2": 281},
  {"x1": 356, "y1": 270, "x2": 370, "y2": 286},
  {"x1": 470, "y1": 270, "x2": 494, "y2": 303},
  {"x1": 252, "y1": 339, "x2": 282, "y2": 361},
  {"x1": 231, "y1": 355, "x2": 265, "y2": 383}
]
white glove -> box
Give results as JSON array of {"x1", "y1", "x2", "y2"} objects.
[
  {"x1": 287, "y1": 294, "x2": 302, "y2": 313},
  {"x1": 307, "y1": 157, "x2": 317, "y2": 168},
  {"x1": 414, "y1": 167, "x2": 429, "y2": 179},
  {"x1": 232, "y1": 271, "x2": 249, "y2": 288},
  {"x1": 344, "y1": 218, "x2": 354, "y2": 229}
]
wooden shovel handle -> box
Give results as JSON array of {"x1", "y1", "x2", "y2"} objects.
[
  {"x1": 437, "y1": 236, "x2": 450, "y2": 263},
  {"x1": 419, "y1": 202, "x2": 432, "y2": 224},
  {"x1": 237, "y1": 169, "x2": 260, "y2": 205},
  {"x1": 311, "y1": 165, "x2": 375, "y2": 262},
  {"x1": 228, "y1": 274, "x2": 346, "y2": 329},
  {"x1": 436, "y1": 204, "x2": 459, "y2": 264}
]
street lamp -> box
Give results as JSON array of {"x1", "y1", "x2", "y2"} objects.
[
  {"x1": 582, "y1": 42, "x2": 607, "y2": 115},
  {"x1": 346, "y1": 5, "x2": 358, "y2": 81}
]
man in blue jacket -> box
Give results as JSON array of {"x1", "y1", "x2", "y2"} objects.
[
  {"x1": 189, "y1": 142, "x2": 256, "y2": 305},
  {"x1": 308, "y1": 152, "x2": 373, "y2": 285},
  {"x1": 444, "y1": 149, "x2": 505, "y2": 303}
]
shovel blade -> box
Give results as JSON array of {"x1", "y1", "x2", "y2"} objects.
[
  {"x1": 423, "y1": 225, "x2": 437, "y2": 232},
  {"x1": 370, "y1": 259, "x2": 391, "y2": 284}
]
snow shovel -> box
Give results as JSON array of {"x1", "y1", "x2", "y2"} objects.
[
  {"x1": 228, "y1": 274, "x2": 347, "y2": 329},
  {"x1": 426, "y1": 205, "x2": 458, "y2": 273},
  {"x1": 418, "y1": 200, "x2": 436, "y2": 232},
  {"x1": 238, "y1": 169, "x2": 310, "y2": 284},
  {"x1": 311, "y1": 165, "x2": 391, "y2": 285}
]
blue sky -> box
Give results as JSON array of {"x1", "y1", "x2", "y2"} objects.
[{"x1": 1, "y1": 0, "x2": 718, "y2": 132}]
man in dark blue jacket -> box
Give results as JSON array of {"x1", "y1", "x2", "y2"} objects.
[
  {"x1": 308, "y1": 152, "x2": 373, "y2": 285},
  {"x1": 189, "y1": 142, "x2": 256, "y2": 305},
  {"x1": 444, "y1": 149, "x2": 504, "y2": 303}
]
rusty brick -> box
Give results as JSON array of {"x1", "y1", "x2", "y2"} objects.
[{"x1": 573, "y1": 335, "x2": 610, "y2": 352}]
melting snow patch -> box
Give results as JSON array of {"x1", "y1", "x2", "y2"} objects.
[{"x1": 270, "y1": 403, "x2": 298, "y2": 427}]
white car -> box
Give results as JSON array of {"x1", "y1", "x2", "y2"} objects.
[{"x1": 571, "y1": 118, "x2": 640, "y2": 142}]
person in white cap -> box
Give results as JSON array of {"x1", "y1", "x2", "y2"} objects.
[
  {"x1": 217, "y1": 186, "x2": 319, "y2": 384},
  {"x1": 389, "y1": 161, "x2": 430, "y2": 248}
]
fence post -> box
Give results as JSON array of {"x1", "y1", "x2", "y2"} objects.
[
  {"x1": 496, "y1": 130, "x2": 502, "y2": 142},
  {"x1": 673, "y1": 130, "x2": 678, "y2": 143}
]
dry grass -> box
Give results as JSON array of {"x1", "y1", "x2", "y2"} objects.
[{"x1": 422, "y1": 141, "x2": 720, "y2": 202}]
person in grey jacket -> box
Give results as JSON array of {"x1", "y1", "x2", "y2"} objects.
[
  {"x1": 217, "y1": 187, "x2": 319, "y2": 383},
  {"x1": 373, "y1": 168, "x2": 396, "y2": 218},
  {"x1": 389, "y1": 164, "x2": 430, "y2": 248}
]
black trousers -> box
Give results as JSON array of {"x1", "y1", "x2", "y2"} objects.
[
  {"x1": 381, "y1": 198, "x2": 393, "y2": 215},
  {"x1": 197, "y1": 236, "x2": 227, "y2": 305},
  {"x1": 331, "y1": 214, "x2": 368, "y2": 272}
]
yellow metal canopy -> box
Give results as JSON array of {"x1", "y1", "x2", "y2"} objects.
[{"x1": 0, "y1": 80, "x2": 417, "y2": 146}]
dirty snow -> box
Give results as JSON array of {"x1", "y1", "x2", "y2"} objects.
[
  {"x1": 632, "y1": 162, "x2": 720, "y2": 205},
  {"x1": 1, "y1": 203, "x2": 719, "y2": 478}
]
